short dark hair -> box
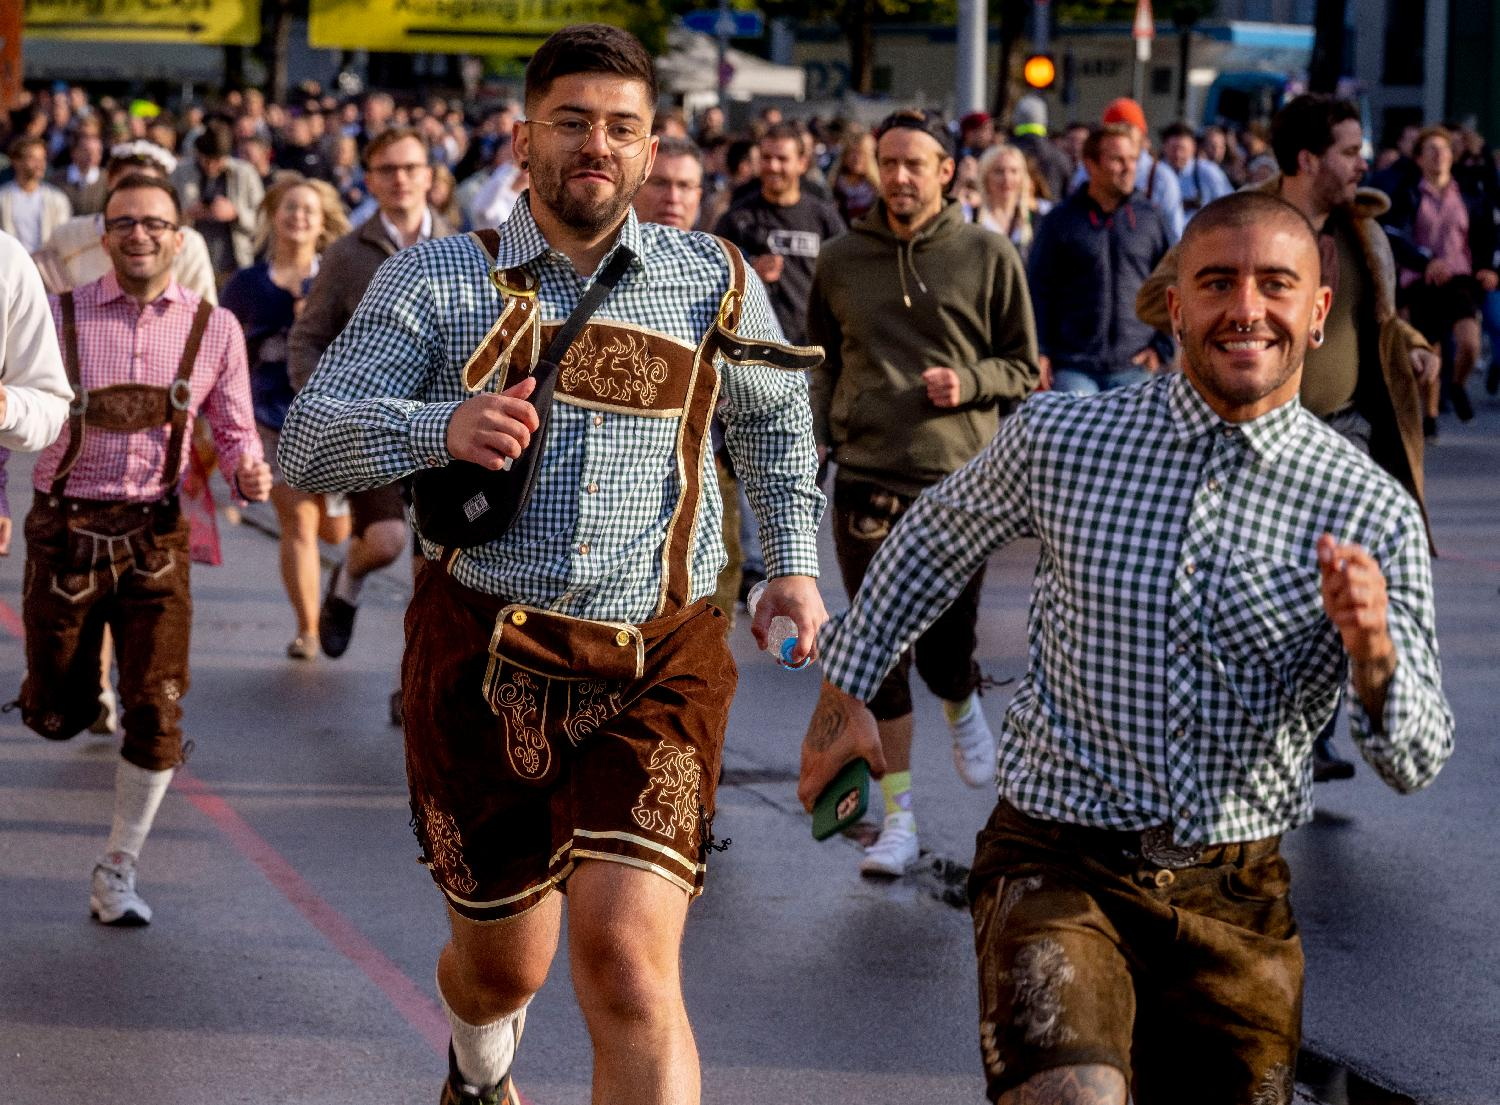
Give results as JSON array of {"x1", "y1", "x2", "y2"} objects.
[
  {"x1": 104, "y1": 172, "x2": 183, "y2": 221},
  {"x1": 194, "y1": 120, "x2": 233, "y2": 160},
  {"x1": 759, "y1": 120, "x2": 806, "y2": 147},
  {"x1": 1160, "y1": 122, "x2": 1196, "y2": 144},
  {"x1": 1271, "y1": 94, "x2": 1361, "y2": 176},
  {"x1": 1178, "y1": 191, "x2": 1317, "y2": 264},
  {"x1": 726, "y1": 137, "x2": 756, "y2": 176},
  {"x1": 363, "y1": 126, "x2": 428, "y2": 169},
  {"x1": 654, "y1": 136, "x2": 703, "y2": 166},
  {"x1": 524, "y1": 24, "x2": 657, "y2": 110},
  {"x1": 1082, "y1": 123, "x2": 1136, "y2": 164},
  {"x1": 7, "y1": 135, "x2": 45, "y2": 161},
  {"x1": 873, "y1": 109, "x2": 955, "y2": 160}
]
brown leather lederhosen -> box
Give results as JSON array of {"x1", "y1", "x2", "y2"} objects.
[
  {"x1": 17, "y1": 292, "x2": 213, "y2": 769},
  {"x1": 402, "y1": 232, "x2": 822, "y2": 920}
]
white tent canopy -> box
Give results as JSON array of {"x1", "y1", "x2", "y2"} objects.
[{"x1": 656, "y1": 26, "x2": 805, "y2": 102}]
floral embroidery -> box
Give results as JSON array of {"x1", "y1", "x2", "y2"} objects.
[
  {"x1": 560, "y1": 328, "x2": 670, "y2": 407},
  {"x1": 630, "y1": 740, "x2": 702, "y2": 841},
  {"x1": 421, "y1": 801, "x2": 478, "y2": 896},
  {"x1": 565, "y1": 679, "x2": 621, "y2": 745},
  {"x1": 494, "y1": 669, "x2": 549, "y2": 781}
]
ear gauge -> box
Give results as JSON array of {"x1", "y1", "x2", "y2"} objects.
[{"x1": 1309, "y1": 328, "x2": 1324, "y2": 346}]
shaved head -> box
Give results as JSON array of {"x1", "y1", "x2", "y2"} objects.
[{"x1": 1178, "y1": 192, "x2": 1319, "y2": 272}]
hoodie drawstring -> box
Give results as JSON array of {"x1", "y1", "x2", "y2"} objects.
[{"x1": 896, "y1": 239, "x2": 929, "y2": 309}]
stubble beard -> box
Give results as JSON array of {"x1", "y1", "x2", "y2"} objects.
[
  {"x1": 1181, "y1": 323, "x2": 1305, "y2": 409},
  {"x1": 533, "y1": 152, "x2": 643, "y2": 236}
]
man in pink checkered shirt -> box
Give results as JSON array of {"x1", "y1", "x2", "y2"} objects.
[{"x1": 14, "y1": 173, "x2": 271, "y2": 928}]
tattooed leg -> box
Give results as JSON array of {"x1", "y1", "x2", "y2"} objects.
[{"x1": 998, "y1": 1064, "x2": 1128, "y2": 1105}]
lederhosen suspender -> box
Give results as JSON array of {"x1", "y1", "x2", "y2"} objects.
[
  {"x1": 51, "y1": 291, "x2": 214, "y2": 500},
  {"x1": 459, "y1": 230, "x2": 821, "y2": 619}
]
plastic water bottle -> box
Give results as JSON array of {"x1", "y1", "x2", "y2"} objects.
[{"x1": 745, "y1": 580, "x2": 810, "y2": 670}]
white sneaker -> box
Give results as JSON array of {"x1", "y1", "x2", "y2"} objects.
[
  {"x1": 860, "y1": 811, "x2": 920, "y2": 877},
  {"x1": 90, "y1": 852, "x2": 151, "y2": 926},
  {"x1": 90, "y1": 685, "x2": 120, "y2": 736},
  {"x1": 948, "y1": 695, "x2": 996, "y2": 788}
]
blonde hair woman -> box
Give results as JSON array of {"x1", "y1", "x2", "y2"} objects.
[
  {"x1": 222, "y1": 175, "x2": 351, "y2": 658},
  {"x1": 832, "y1": 127, "x2": 880, "y2": 224},
  {"x1": 974, "y1": 143, "x2": 1052, "y2": 262}
]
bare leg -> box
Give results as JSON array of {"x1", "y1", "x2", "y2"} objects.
[
  {"x1": 271, "y1": 484, "x2": 324, "y2": 639},
  {"x1": 998, "y1": 1065, "x2": 1128, "y2": 1105},
  {"x1": 346, "y1": 517, "x2": 407, "y2": 582},
  {"x1": 568, "y1": 860, "x2": 698, "y2": 1105},
  {"x1": 1453, "y1": 317, "x2": 1481, "y2": 390}
]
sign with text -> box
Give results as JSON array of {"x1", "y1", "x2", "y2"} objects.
[
  {"x1": 309, "y1": 0, "x2": 606, "y2": 54},
  {"x1": 24, "y1": 0, "x2": 260, "y2": 45}
]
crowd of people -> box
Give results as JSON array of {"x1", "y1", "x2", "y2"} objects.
[{"x1": 0, "y1": 24, "x2": 1471, "y2": 1105}]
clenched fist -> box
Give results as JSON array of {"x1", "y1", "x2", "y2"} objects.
[{"x1": 446, "y1": 376, "x2": 540, "y2": 471}]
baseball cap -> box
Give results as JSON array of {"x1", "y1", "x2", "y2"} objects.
[{"x1": 1102, "y1": 97, "x2": 1148, "y2": 132}]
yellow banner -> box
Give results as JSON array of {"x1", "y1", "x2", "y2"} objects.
[
  {"x1": 309, "y1": 0, "x2": 607, "y2": 54},
  {"x1": 24, "y1": 0, "x2": 260, "y2": 45}
]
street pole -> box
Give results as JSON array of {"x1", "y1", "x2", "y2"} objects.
[
  {"x1": 1131, "y1": 0, "x2": 1154, "y2": 103},
  {"x1": 956, "y1": 0, "x2": 988, "y2": 116},
  {"x1": 717, "y1": 0, "x2": 732, "y2": 106}
]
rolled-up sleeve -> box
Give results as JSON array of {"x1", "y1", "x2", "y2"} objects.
[
  {"x1": 718, "y1": 267, "x2": 824, "y2": 580},
  {"x1": 279, "y1": 248, "x2": 454, "y2": 494}
]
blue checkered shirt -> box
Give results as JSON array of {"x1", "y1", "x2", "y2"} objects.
[
  {"x1": 820, "y1": 374, "x2": 1453, "y2": 845},
  {"x1": 279, "y1": 198, "x2": 823, "y2": 622}
]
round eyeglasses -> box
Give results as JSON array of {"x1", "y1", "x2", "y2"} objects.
[{"x1": 525, "y1": 118, "x2": 651, "y2": 156}]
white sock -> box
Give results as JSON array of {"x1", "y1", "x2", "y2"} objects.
[
  {"x1": 106, "y1": 759, "x2": 175, "y2": 860},
  {"x1": 333, "y1": 564, "x2": 364, "y2": 604},
  {"x1": 438, "y1": 971, "x2": 527, "y2": 1090}
]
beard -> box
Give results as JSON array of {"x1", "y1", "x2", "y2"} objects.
[
  {"x1": 530, "y1": 150, "x2": 644, "y2": 236},
  {"x1": 1179, "y1": 322, "x2": 1305, "y2": 409}
]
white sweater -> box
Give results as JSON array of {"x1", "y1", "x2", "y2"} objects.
[{"x1": 0, "y1": 230, "x2": 72, "y2": 452}]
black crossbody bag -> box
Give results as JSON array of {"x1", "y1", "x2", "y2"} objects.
[{"x1": 412, "y1": 250, "x2": 631, "y2": 550}]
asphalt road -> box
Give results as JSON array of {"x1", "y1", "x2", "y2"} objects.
[{"x1": 0, "y1": 396, "x2": 1495, "y2": 1104}]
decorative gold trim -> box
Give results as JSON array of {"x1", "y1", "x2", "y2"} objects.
[
  {"x1": 573, "y1": 828, "x2": 705, "y2": 874},
  {"x1": 568, "y1": 849, "x2": 698, "y2": 894},
  {"x1": 555, "y1": 393, "x2": 683, "y2": 418}
]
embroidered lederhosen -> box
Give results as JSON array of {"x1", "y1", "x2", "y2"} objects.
[
  {"x1": 403, "y1": 232, "x2": 821, "y2": 918},
  {"x1": 16, "y1": 293, "x2": 212, "y2": 766}
]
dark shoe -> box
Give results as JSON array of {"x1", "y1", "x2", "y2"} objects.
[
  {"x1": 439, "y1": 1045, "x2": 514, "y2": 1105},
  {"x1": 1312, "y1": 735, "x2": 1355, "y2": 783},
  {"x1": 389, "y1": 687, "x2": 404, "y2": 727},
  {"x1": 1451, "y1": 384, "x2": 1475, "y2": 422},
  {"x1": 318, "y1": 565, "x2": 359, "y2": 659},
  {"x1": 1423, "y1": 415, "x2": 1439, "y2": 442}
]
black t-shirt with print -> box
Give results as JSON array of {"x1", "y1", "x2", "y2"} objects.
[{"x1": 714, "y1": 192, "x2": 845, "y2": 344}]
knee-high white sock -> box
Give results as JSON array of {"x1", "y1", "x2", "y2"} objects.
[
  {"x1": 106, "y1": 759, "x2": 175, "y2": 860},
  {"x1": 438, "y1": 969, "x2": 528, "y2": 1090}
]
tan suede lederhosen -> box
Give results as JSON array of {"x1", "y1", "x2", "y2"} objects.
[{"x1": 403, "y1": 233, "x2": 820, "y2": 920}]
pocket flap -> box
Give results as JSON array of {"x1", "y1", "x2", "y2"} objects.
[{"x1": 489, "y1": 604, "x2": 644, "y2": 682}]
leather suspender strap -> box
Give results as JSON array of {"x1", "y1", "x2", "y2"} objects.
[
  {"x1": 705, "y1": 235, "x2": 824, "y2": 372},
  {"x1": 50, "y1": 292, "x2": 86, "y2": 497},
  {"x1": 160, "y1": 300, "x2": 213, "y2": 492}
]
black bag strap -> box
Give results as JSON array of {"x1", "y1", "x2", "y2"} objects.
[
  {"x1": 51, "y1": 291, "x2": 85, "y2": 497},
  {"x1": 541, "y1": 247, "x2": 632, "y2": 366}
]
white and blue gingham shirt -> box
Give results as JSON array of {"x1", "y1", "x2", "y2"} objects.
[
  {"x1": 820, "y1": 374, "x2": 1453, "y2": 846},
  {"x1": 279, "y1": 198, "x2": 823, "y2": 622}
]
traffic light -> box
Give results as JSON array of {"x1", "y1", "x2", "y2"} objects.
[{"x1": 1022, "y1": 53, "x2": 1056, "y2": 91}]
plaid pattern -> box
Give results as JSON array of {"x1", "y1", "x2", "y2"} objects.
[
  {"x1": 279, "y1": 197, "x2": 823, "y2": 623},
  {"x1": 820, "y1": 374, "x2": 1453, "y2": 846},
  {"x1": 31, "y1": 272, "x2": 260, "y2": 502}
]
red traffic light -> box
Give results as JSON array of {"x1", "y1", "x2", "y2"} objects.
[{"x1": 1023, "y1": 53, "x2": 1056, "y2": 90}]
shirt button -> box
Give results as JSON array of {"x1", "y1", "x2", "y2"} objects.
[
  {"x1": 586, "y1": 481, "x2": 598, "y2": 494},
  {"x1": 1207, "y1": 478, "x2": 1221, "y2": 493},
  {"x1": 1174, "y1": 726, "x2": 1186, "y2": 738},
  {"x1": 592, "y1": 414, "x2": 604, "y2": 427},
  {"x1": 1183, "y1": 559, "x2": 1197, "y2": 576},
  {"x1": 579, "y1": 542, "x2": 590, "y2": 555},
  {"x1": 1176, "y1": 642, "x2": 1188, "y2": 654}
]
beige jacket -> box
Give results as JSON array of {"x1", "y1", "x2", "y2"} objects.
[
  {"x1": 1135, "y1": 176, "x2": 1430, "y2": 529},
  {"x1": 0, "y1": 182, "x2": 72, "y2": 250},
  {"x1": 32, "y1": 214, "x2": 218, "y2": 304}
]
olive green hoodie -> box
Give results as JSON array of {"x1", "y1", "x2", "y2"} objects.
[{"x1": 806, "y1": 197, "x2": 1039, "y2": 495}]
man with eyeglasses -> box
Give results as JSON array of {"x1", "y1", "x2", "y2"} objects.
[
  {"x1": 14, "y1": 173, "x2": 270, "y2": 928},
  {"x1": 281, "y1": 23, "x2": 824, "y2": 1105},
  {"x1": 290, "y1": 126, "x2": 453, "y2": 671}
]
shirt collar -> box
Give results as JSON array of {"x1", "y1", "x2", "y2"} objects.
[
  {"x1": 89, "y1": 269, "x2": 188, "y2": 308},
  {"x1": 1166, "y1": 371, "x2": 1302, "y2": 461},
  {"x1": 379, "y1": 205, "x2": 433, "y2": 249},
  {"x1": 491, "y1": 192, "x2": 644, "y2": 278},
  {"x1": 1417, "y1": 176, "x2": 1455, "y2": 201}
]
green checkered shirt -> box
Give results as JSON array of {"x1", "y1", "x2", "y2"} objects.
[
  {"x1": 279, "y1": 198, "x2": 823, "y2": 622},
  {"x1": 820, "y1": 373, "x2": 1453, "y2": 845}
]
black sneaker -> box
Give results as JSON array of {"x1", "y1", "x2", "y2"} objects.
[
  {"x1": 389, "y1": 687, "x2": 404, "y2": 727},
  {"x1": 318, "y1": 564, "x2": 359, "y2": 659},
  {"x1": 439, "y1": 1045, "x2": 514, "y2": 1105},
  {"x1": 1451, "y1": 384, "x2": 1475, "y2": 422},
  {"x1": 1312, "y1": 735, "x2": 1355, "y2": 783}
]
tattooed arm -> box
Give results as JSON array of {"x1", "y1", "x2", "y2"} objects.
[{"x1": 796, "y1": 680, "x2": 886, "y2": 812}]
